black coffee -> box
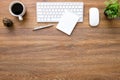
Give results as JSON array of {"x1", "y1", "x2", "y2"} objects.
[{"x1": 11, "y1": 3, "x2": 23, "y2": 15}]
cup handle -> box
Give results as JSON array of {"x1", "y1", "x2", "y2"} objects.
[{"x1": 18, "y1": 16, "x2": 23, "y2": 21}]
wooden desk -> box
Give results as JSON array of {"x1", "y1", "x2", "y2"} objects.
[{"x1": 0, "y1": 0, "x2": 120, "y2": 80}]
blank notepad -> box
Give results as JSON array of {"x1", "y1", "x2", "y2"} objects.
[{"x1": 56, "y1": 11, "x2": 80, "y2": 35}]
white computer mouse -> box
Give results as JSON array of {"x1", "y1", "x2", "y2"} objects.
[{"x1": 89, "y1": 7, "x2": 99, "y2": 27}]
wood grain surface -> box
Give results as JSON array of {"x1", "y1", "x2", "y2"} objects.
[{"x1": 0, "y1": 0, "x2": 120, "y2": 80}]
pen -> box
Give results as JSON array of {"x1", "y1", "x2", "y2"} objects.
[{"x1": 33, "y1": 24, "x2": 54, "y2": 31}]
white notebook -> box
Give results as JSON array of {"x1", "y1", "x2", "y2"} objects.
[{"x1": 56, "y1": 11, "x2": 80, "y2": 35}]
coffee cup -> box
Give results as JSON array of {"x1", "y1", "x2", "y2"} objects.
[{"x1": 9, "y1": 1, "x2": 26, "y2": 21}]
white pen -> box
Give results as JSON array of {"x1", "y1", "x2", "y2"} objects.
[{"x1": 33, "y1": 24, "x2": 54, "y2": 31}]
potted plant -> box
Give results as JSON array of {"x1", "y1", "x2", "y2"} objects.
[{"x1": 104, "y1": 0, "x2": 120, "y2": 19}]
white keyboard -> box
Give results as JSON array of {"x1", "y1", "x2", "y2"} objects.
[{"x1": 36, "y1": 2, "x2": 84, "y2": 22}]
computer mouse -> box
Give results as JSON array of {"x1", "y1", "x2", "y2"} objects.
[{"x1": 89, "y1": 7, "x2": 99, "y2": 27}]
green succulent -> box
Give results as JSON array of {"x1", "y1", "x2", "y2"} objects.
[{"x1": 104, "y1": 0, "x2": 120, "y2": 19}]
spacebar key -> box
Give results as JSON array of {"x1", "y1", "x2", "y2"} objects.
[{"x1": 51, "y1": 18, "x2": 59, "y2": 22}]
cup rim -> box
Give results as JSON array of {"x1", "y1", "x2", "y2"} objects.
[{"x1": 9, "y1": 1, "x2": 26, "y2": 17}]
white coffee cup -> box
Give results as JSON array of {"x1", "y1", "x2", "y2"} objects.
[{"x1": 9, "y1": 1, "x2": 26, "y2": 21}]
